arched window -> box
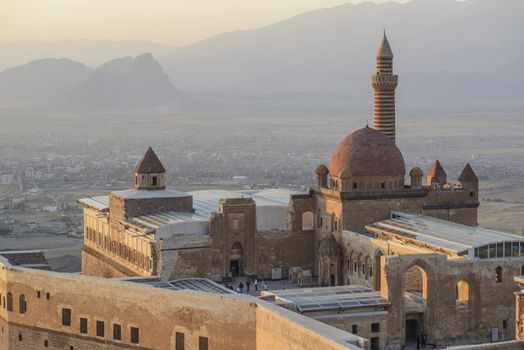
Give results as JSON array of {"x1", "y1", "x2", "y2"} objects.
[
  {"x1": 302, "y1": 211, "x2": 314, "y2": 231},
  {"x1": 456, "y1": 280, "x2": 470, "y2": 305},
  {"x1": 404, "y1": 265, "x2": 428, "y2": 301},
  {"x1": 6, "y1": 293, "x2": 13, "y2": 312},
  {"x1": 19, "y1": 294, "x2": 26, "y2": 314},
  {"x1": 496, "y1": 266, "x2": 503, "y2": 283}
]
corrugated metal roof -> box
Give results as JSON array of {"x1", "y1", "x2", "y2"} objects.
[
  {"x1": 367, "y1": 211, "x2": 524, "y2": 254},
  {"x1": 264, "y1": 285, "x2": 387, "y2": 313}
]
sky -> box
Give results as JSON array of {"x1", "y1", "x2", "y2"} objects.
[{"x1": 1, "y1": 0, "x2": 410, "y2": 45}]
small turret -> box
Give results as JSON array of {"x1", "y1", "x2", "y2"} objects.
[
  {"x1": 427, "y1": 160, "x2": 447, "y2": 187},
  {"x1": 315, "y1": 164, "x2": 329, "y2": 189},
  {"x1": 409, "y1": 167, "x2": 423, "y2": 189},
  {"x1": 458, "y1": 163, "x2": 479, "y2": 199},
  {"x1": 134, "y1": 147, "x2": 166, "y2": 190}
]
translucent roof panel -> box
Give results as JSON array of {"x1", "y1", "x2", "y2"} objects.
[
  {"x1": 136, "y1": 278, "x2": 233, "y2": 295},
  {"x1": 264, "y1": 285, "x2": 388, "y2": 313},
  {"x1": 366, "y1": 211, "x2": 524, "y2": 254}
]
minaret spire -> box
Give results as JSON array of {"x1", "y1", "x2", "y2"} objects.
[{"x1": 372, "y1": 31, "x2": 398, "y2": 142}]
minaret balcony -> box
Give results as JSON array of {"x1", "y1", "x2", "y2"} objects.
[{"x1": 372, "y1": 74, "x2": 398, "y2": 90}]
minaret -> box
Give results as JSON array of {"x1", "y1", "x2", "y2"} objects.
[{"x1": 372, "y1": 31, "x2": 398, "y2": 143}]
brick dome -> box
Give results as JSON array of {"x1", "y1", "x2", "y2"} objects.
[{"x1": 330, "y1": 127, "x2": 405, "y2": 178}]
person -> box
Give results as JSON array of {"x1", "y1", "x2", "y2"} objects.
[
  {"x1": 239, "y1": 281, "x2": 244, "y2": 293},
  {"x1": 254, "y1": 279, "x2": 258, "y2": 291},
  {"x1": 246, "y1": 279, "x2": 251, "y2": 292},
  {"x1": 421, "y1": 333, "x2": 427, "y2": 349},
  {"x1": 263, "y1": 282, "x2": 268, "y2": 291}
]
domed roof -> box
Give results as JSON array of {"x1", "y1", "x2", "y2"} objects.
[
  {"x1": 315, "y1": 164, "x2": 328, "y2": 175},
  {"x1": 330, "y1": 127, "x2": 405, "y2": 178},
  {"x1": 318, "y1": 235, "x2": 341, "y2": 258},
  {"x1": 409, "y1": 167, "x2": 423, "y2": 177}
]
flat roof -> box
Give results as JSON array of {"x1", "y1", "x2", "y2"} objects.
[
  {"x1": 262, "y1": 285, "x2": 388, "y2": 313},
  {"x1": 366, "y1": 211, "x2": 524, "y2": 255},
  {"x1": 78, "y1": 195, "x2": 110, "y2": 211},
  {"x1": 112, "y1": 189, "x2": 190, "y2": 200}
]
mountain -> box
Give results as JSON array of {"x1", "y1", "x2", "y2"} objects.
[
  {"x1": 66, "y1": 53, "x2": 180, "y2": 111},
  {"x1": 157, "y1": 0, "x2": 524, "y2": 114},
  {"x1": 0, "y1": 58, "x2": 92, "y2": 106},
  {"x1": 0, "y1": 54, "x2": 183, "y2": 111},
  {"x1": 0, "y1": 40, "x2": 175, "y2": 71}
]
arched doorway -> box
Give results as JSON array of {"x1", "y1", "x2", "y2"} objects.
[
  {"x1": 230, "y1": 242, "x2": 242, "y2": 277},
  {"x1": 403, "y1": 263, "x2": 429, "y2": 348}
]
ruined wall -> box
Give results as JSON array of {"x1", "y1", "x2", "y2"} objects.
[
  {"x1": 383, "y1": 254, "x2": 524, "y2": 349},
  {"x1": 256, "y1": 230, "x2": 315, "y2": 280},
  {"x1": 159, "y1": 234, "x2": 222, "y2": 281}
]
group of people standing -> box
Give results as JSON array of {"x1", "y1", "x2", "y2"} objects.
[{"x1": 226, "y1": 278, "x2": 269, "y2": 294}]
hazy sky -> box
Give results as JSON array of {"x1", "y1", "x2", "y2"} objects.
[{"x1": 1, "y1": 0, "x2": 410, "y2": 45}]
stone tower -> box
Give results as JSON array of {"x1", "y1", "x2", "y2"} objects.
[
  {"x1": 372, "y1": 31, "x2": 398, "y2": 143},
  {"x1": 134, "y1": 147, "x2": 166, "y2": 190}
]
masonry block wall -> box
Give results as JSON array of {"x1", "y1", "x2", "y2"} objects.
[{"x1": 0, "y1": 257, "x2": 361, "y2": 350}]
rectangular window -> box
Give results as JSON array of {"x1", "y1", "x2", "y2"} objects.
[
  {"x1": 199, "y1": 336, "x2": 208, "y2": 350},
  {"x1": 512, "y1": 242, "x2": 520, "y2": 257},
  {"x1": 369, "y1": 266, "x2": 373, "y2": 277},
  {"x1": 353, "y1": 182, "x2": 358, "y2": 189},
  {"x1": 96, "y1": 321, "x2": 104, "y2": 338},
  {"x1": 488, "y1": 244, "x2": 496, "y2": 258},
  {"x1": 497, "y1": 243, "x2": 504, "y2": 258},
  {"x1": 62, "y1": 308, "x2": 71, "y2": 327},
  {"x1": 130, "y1": 327, "x2": 140, "y2": 344},
  {"x1": 37, "y1": 291, "x2": 41, "y2": 298},
  {"x1": 479, "y1": 245, "x2": 488, "y2": 259},
  {"x1": 505, "y1": 242, "x2": 512, "y2": 257},
  {"x1": 176, "y1": 332, "x2": 185, "y2": 350},
  {"x1": 232, "y1": 219, "x2": 240, "y2": 231},
  {"x1": 113, "y1": 324, "x2": 121, "y2": 341},
  {"x1": 152, "y1": 176, "x2": 157, "y2": 186},
  {"x1": 371, "y1": 323, "x2": 380, "y2": 333},
  {"x1": 351, "y1": 325, "x2": 357, "y2": 334},
  {"x1": 79, "y1": 318, "x2": 88, "y2": 334}
]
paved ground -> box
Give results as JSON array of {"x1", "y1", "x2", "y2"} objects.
[{"x1": 223, "y1": 276, "x2": 319, "y2": 297}]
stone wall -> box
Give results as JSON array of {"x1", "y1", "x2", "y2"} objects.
[
  {"x1": 0, "y1": 257, "x2": 361, "y2": 350},
  {"x1": 383, "y1": 254, "x2": 524, "y2": 348}
]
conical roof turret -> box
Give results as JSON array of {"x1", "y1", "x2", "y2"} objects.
[
  {"x1": 134, "y1": 147, "x2": 166, "y2": 174},
  {"x1": 458, "y1": 163, "x2": 478, "y2": 183},
  {"x1": 376, "y1": 31, "x2": 394, "y2": 58}
]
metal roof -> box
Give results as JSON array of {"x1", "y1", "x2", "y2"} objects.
[
  {"x1": 366, "y1": 211, "x2": 524, "y2": 255},
  {"x1": 263, "y1": 285, "x2": 388, "y2": 313},
  {"x1": 189, "y1": 188, "x2": 297, "y2": 218}
]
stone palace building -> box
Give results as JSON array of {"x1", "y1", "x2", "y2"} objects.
[{"x1": 76, "y1": 33, "x2": 524, "y2": 349}]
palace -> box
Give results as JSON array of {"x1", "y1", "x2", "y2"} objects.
[{"x1": 48, "y1": 32, "x2": 524, "y2": 349}]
